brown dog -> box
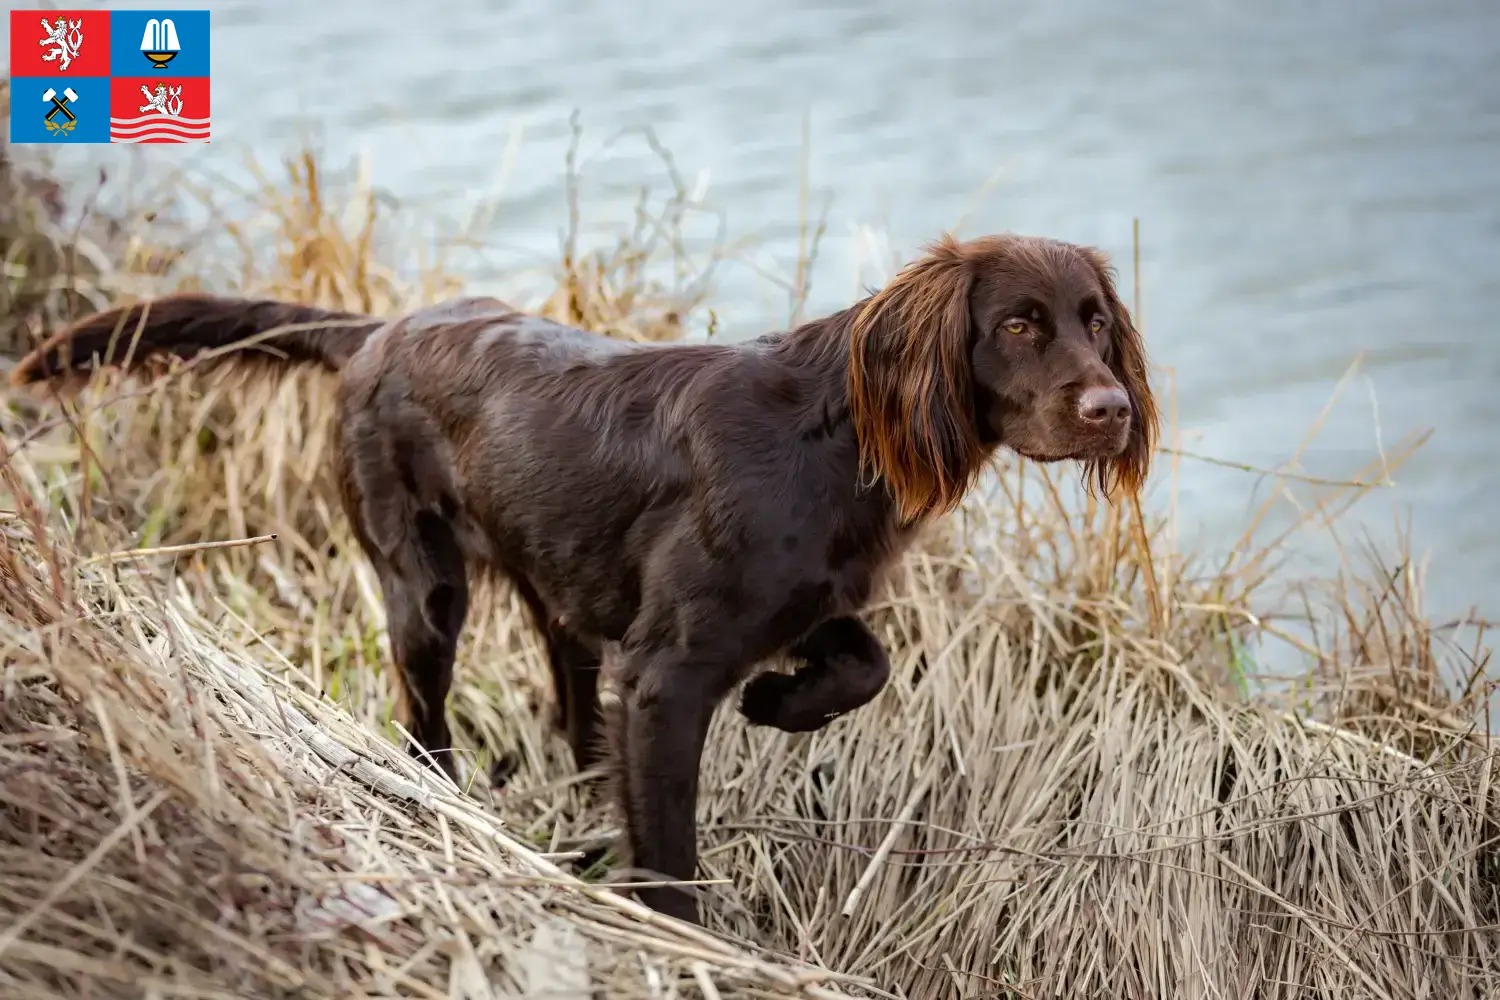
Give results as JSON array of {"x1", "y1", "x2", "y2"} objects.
[{"x1": 12, "y1": 233, "x2": 1157, "y2": 924}]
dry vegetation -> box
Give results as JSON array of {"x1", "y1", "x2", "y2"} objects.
[{"x1": 2, "y1": 90, "x2": 1497, "y2": 999}]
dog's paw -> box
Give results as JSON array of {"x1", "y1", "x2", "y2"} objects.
[
  {"x1": 739, "y1": 670, "x2": 795, "y2": 728},
  {"x1": 739, "y1": 670, "x2": 836, "y2": 733}
]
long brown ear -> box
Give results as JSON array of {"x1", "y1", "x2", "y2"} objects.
[
  {"x1": 1080, "y1": 247, "x2": 1158, "y2": 499},
  {"x1": 847, "y1": 233, "x2": 985, "y2": 523}
]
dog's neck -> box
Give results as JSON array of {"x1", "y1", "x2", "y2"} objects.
[
  {"x1": 763, "y1": 302, "x2": 922, "y2": 526},
  {"x1": 765, "y1": 300, "x2": 863, "y2": 430},
  {"x1": 771, "y1": 300, "x2": 861, "y2": 363},
  {"x1": 765, "y1": 300, "x2": 1000, "y2": 532}
]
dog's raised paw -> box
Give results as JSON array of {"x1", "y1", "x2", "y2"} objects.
[
  {"x1": 739, "y1": 670, "x2": 836, "y2": 733},
  {"x1": 738, "y1": 670, "x2": 797, "y2": 728}
]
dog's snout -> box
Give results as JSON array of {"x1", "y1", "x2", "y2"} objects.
[{"x1": 1078, "y1": 386, "x2": 1130, "y2": 427}]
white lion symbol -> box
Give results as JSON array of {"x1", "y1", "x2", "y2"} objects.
[
  {"x1": 39, "y1": 16, "x2": 84, "y2": 73},
  {"x1": 139, "y1": 84, "x2": 184, "y2": 118}
]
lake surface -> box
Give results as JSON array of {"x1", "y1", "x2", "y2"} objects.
[{"x1": 15, "y1": 0, "x2": 1500, "y2": 713}]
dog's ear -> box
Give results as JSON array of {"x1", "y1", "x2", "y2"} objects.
[
  {"x1": 1079, "y1": 247, "x2": 1158, "y2": 499},
  {"x1": 848, "y1": 234, "x2": 985, "y2": 523}
]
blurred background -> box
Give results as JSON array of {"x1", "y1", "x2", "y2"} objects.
[{"x1": 10, "y1": 0, "x2": 1499, "y2": 696}]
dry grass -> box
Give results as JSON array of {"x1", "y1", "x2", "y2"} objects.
[
  {"x1": 0, "y1": 81, "x2": 189, "y2": 358},
  {"x1": 1, "y1": 115, "x2": 1497, "y2": 999}
]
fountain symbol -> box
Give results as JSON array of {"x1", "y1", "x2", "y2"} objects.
[{"x1": 139, "y1": 18, "x2": 181, "y2": 70}]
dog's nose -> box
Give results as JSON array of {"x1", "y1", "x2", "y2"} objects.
[{"x1": 1079, "y1": 386, "x2": 1130, "y2": 427}]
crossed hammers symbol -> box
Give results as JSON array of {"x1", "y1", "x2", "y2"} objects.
[{"x1": 43, "y1": 87, "x2": 78, "y2": 122}]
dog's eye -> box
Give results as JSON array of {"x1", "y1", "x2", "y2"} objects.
[
  {"x1": 1088, "y1": 316, "x2": 1107, "y2": 336},
  {"x1": 1002, "y1": 319, "x2": 1030, "y2": 336}
]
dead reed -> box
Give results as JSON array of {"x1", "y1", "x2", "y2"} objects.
[{"x1": 1, "y1": 120, "x2": 1496, "y2": 999}]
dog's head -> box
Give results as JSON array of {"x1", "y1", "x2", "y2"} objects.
[{"x1": 847, "y1": 232, "x2": 1159, "y2": 522}]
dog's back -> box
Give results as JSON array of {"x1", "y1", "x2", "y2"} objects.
[{"x1": 334, "y1": 297, "x2": 750, "y2": 642}]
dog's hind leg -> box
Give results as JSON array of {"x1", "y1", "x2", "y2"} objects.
[
  {"x1": 547, "y1": 629, "x2": 605, "y2": 773},
  {"x1": 372, "y1": 510, "x2": 470, "y2": 782},
  {"x1": 498, "y1": 580, "x2": 605, "y2": 781},
  {"x1": 339, "y1": 403, "x2": 473, "y2": 783}
]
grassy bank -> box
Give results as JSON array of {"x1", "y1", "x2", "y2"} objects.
[{"x1": 1, "y1": 104, "x2": 1497, "y2": 998}]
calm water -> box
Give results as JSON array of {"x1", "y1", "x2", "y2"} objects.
[{"x1": 16, "y1": 0, "x2": 1500, "y2": 712}]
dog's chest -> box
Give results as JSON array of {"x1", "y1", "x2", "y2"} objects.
[{"x1": 821, "y1": 520, "x2": 919, "y2": 617}]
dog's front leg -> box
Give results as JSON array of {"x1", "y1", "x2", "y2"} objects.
[
  {"x1": 605, "y1": 643, "x2": 720, "y2": 924},
  {"x1": 739, "y1": 615, "x2": 890, "y2": 733}
]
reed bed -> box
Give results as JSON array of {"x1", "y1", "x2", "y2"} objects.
[{"x1": 1, "y1": 114, "x2": 1496, "y2": 999}]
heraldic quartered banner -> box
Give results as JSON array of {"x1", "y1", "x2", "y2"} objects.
[{"x1": 9, "y1": 9, "x2": 211, "y2": 144}]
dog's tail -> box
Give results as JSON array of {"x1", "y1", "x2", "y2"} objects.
[{"x1": 9, "y1": 292, "x2": 385, "y2": 391}]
